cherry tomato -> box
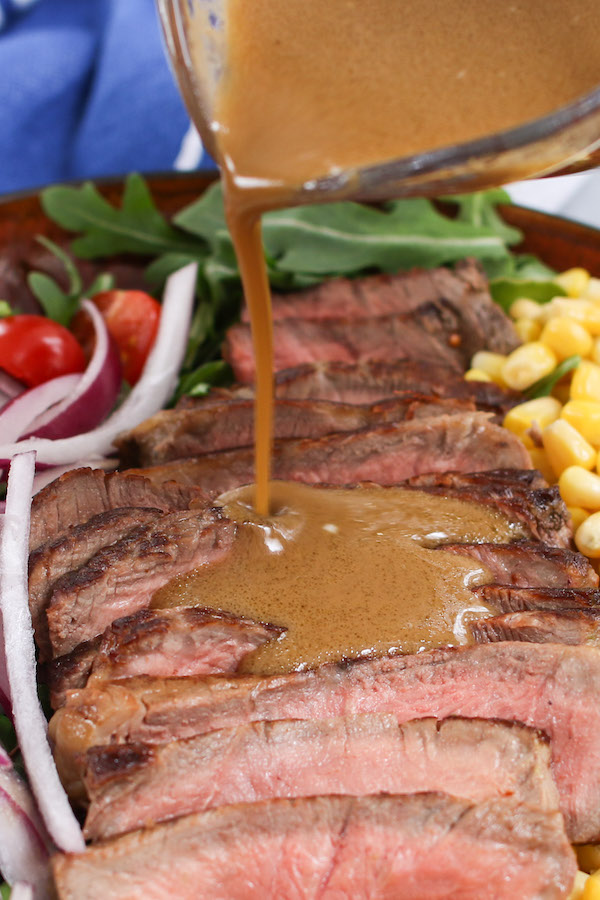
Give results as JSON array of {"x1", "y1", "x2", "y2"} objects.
[
  {"x1": 78, "y1": 291, "x2": 161, "y2": 385},
  {"x1": 0, "y1": 315, "x2": 86, "y2": 388}
]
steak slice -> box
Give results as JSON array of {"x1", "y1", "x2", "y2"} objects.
[
  {"x1": 408, "y1": 467, "x2": 548, "y2": 491},
  {"x1": 130, "y1": 414, "x2": 531, "y2": 499},
  {"x1": 224, "y1": 300, "x2": 487, "y2": 383},
  {"x1": 48, "y1": 643, "x2": 600, "y2": 841},
  {"x1": 440, "y1": 540, "x2": 598, "y2": 589},
  {"x1": 82, "y1": 715, "x2": 558, "y2": 842},
  {"x1": 474, "y1": 584, "x2": 600, "y2": 612},
  {"x1": 471, "y1": 609, "x2": 600, "y2": 646},
  {"x1": 46, "y1": 607, "x2": 283, "y2": 709},
  {"x1": 45, "y1": 508, "x2": 235, "y2": 659},
  {"x1": 52, "y1": 794, "x2": 576, "y2": 900},
  {"x1": 115, "y1": 394, "x2": 478, "y2": 467},
  {"x1": 29, "y1": 507, "x2": 164, "y2": 658},
  {"x1": 30, "y1": 468, "x2": 207, "y2": 552}
]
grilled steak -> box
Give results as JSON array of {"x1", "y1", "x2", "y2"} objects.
[
  {"x1": 45, "y1": 508, "x2": 235, "y2": 659},
  {"x1": 130, "y1": 414, "x2": 530, "y2": 498},
  {"x1": 408, "y1": 467, "x2": 548, "y2": 491},
  {"x1": 471, "y1": 609, "x2": 600, "y2": 645},
  {"x1": 116, "y1": 394, "x2": 480, "y2": 467},
  {"x1": 252, "y1": 260, "x2": 520, "y2": 355},
  {"x1": 46, "y1": 607, "x2": 283, "y2": 708},
  {"x1": 82, "y1": 715, "x2": 558, "y2": 841},
  {"x1": 30, "y1": 468, "x2": 207, "y2": 552},
  {"x1": 29, "y1": 507, "x2": 164, "y2": 657},
  {"x1": 225, "y1": 300, "x2": 491, "y2": 383},
  {"x1": 52, "y1": 794, "x2": 576, "y2": 900},
  {"x1": 49, "y1": 642, "x2": 600, "y2": 841},
  {"x1": 474, "y1": 584, "x2": 600, "y2": 612}
]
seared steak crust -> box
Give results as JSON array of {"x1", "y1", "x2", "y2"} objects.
[
  {"x1": 49, "y1": 642, "x2": 600, "y2": 841},
  {"x1": 45, "y1": 508, "x2": 235, "y2": 658},
  {"x1": 82, "y1": 715, "x2": 558, "y2": 841},
  {"x1": 52, "y1": 794, "x2": 575, "y2": 900},
  {"x1": 473, "y1": 584, "x2": 600, "y2": 612},
  {"x1": 471, "y1": 609, "x2": 600, "y2": 646}
]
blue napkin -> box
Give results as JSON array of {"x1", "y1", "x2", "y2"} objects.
[{"x1": 0, "y1": 0, "x2": 216, "y2": 195}]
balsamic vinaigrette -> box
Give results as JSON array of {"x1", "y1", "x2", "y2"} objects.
[{"x1": 169, "y1": 0, "x2": 600, "y2": 669}]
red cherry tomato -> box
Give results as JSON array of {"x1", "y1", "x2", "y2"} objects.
[
  {"x1": 81, "y1": 291, "x2": 161, "y2": 385},
  {"x1": 0, "y1": 315, "x2": 86, "y2": 388}
]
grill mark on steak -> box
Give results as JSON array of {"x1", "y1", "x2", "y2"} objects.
[
  {"x1": 30, "y1": 468, "x2": 207, "y2": 552},
  {"x1": 81, "y1": 715, "x2": 558, "y2": 842},
  {"x1": 45, "y1": 508, "x2": 236, "y2": 659},
  {"x1": 48, "y1": 642, "x2": 600, "y2": 841},
  {"x1": 470, "y1": 609, "x2": 600, "y2": 646},
  {"x1": 115, "y1": 394, "x2": 480, "y2": 467},
  {"x1": 46, "y1": 607, "x2": 284, "y2": 709},
  {"x1": 29, "y1": 507, "x2": 165, "y2": 659},
  {"x1": 474, "y1": 584, "x2": 600, "y2": 613},
  {"x1": 439, "y1": 540, "x2": 598, "y2": 589},
  {"x1": 224, "y1": 299, "x2": 493, "y2": 383},
  {"x1": 407, "y1": 467, "x2": 549, "y2": 491},
  {"x1": 52, "y1": 794, "x2": 576, "y2": 900},
  {"x1": 128, "y1": 414, "x2": 531, "y2": 499}
]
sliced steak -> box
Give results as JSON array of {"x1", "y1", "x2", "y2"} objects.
[
  {"x1": 45, "y1": 508, "x2": 235, "y2": 659},
  {"x1": 471, "y1": 609, "x2": 600, "y2": 646},
  {"x1": 115, "y1": 394, "x2": 478, "y2": 467},
  {"x1": 49, "y1": 643, "x2": 600, "y2": 841},
  {"x1": 224, "y1": 300, "x2": 489, "y2": 383},
  {"x1": 29, "y1": 507, "x2": 164, "y2": 657},
  {"x1": 82, "y1": 715, "x2": 558, "y2": 842},
  {"x1": 52, "y1": 794, "x2": 576, "y2": 900},
  {"x1": 408, "y1": 467, "x2": 549, "y2": 491},
  {"x1": 130, "y1": 414, "x2": 531, "y2": 499},
  {"x1": 46, "y1": 607, "x2": 283, "y2": 709},
  {"x1": 474, "y1": 584, "x2": 600, "y2": 612},
  {"x1": 30, "y1": 468, "x2": 207, "y2": 552},
  {"x1": 440, "y1": 540, "x2": 598, "y2": 589}
]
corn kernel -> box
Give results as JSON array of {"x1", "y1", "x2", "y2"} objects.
[
  {"x1": 470, "y1": 351, "x2": 507, "y2": 384},
  {"x1": 514, "y1": 317, "x2": 541, "y2": 343},
  {"x1": 585, "y1": 278, "x2": 600, "y2": 304},
  {"x1": 556, "y1": 267, "x2": 590, "y2": 298},
  {"x1": 509, "y1": 298, "x2": 544, "y2": 321},
  {"x1": 592, "y1": 339, "x2": 600, "y2": 367},
  {"x1": 577, "y1": 844, "x2": 600, "y2": 875},
  {"x1": 528, "y1": 447, "x2": 556, "y2": 484},
  {"x1": 504, "y1": 397, "x2": 561, "y2": 441},
  {"x1": 464, "y1": 368, "x2": 492, "y2": 383},
  {"x1": 583, "y1": 871, "x2": 600, "y2": 900},
  {"x1": 542, "y1": 298, "x2": 600, "y2": 334},
  {"x1": 571, "y1": 871, "x2": 590, "y2": 900},
  {"x1": 572, "y1": 361, "x2": 600, "y2": 402},
  {"x1": 568, "y1": 506, "x2": 590, "y2": 530},
  {"x1": 559, "y1": 467, "x2": 600, "y2": 510},
  {"x1": 502, "y1": 343, "x2": 557, "y2": 391},
  {"x1": 542, "y1": 419, "x2": 596, "y2": 476},
  {"x1": 562, "y1": 401, "x2": 600, "y2": 447},
  {"x1": 540, "y1": 317, "x2": 593, "y2": 361}
]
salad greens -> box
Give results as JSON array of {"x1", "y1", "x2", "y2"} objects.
[{"x1": 37, "y1": 174, "x2": 564, "y2": 399}]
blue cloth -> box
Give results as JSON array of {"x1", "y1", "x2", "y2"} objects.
[{"x1": 0, "y1": 0, "x2": 216, "y2": 195}]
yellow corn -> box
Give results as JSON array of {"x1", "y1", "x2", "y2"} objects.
[
  {"x1": 559, "y1": 467, "x2": 600, "y2": 509},
  {"x1": 540, "y1": 316, "x2": 593, "y2": 361},
  {"x1": 470, "y1": 351, "x2": 507, "y2": 385},
  {"x1": 562, "y1": 401, "x2": 600, "y2": 447},
  {"x1": 542, "y1": 419, "x2": 596, "y2": 476},
  {"x1": 584, "y1": 870, "x2": 600, "y2": 900},
  {"x1": 585, "y1": 278, "x2": 600, "y2": 303},
  {"x1": 592, "y1": 339, "x2": 600, "y2": 367},
  {"x1": 577, "y1": 845, "x2": 600, "y2": 875},
  {"x1": 509, "y1": 298, "x2": 544, "y2": 321},
  {"x1": 514, "y1": 317, "x2": 541, "y2": 343},
  {"x1": 556, "y1": 267, "x2": 591, "y2": 298},
  {"x1": 571, "y1": 871, "x2": 591, "y2": 900},
  {"x1": 568, "y1": 506, "x2": 590, "y2": 531},
  {"x1": 528, "y1": 447, "x2": 556, "y2": 484},
  {"x1": 504, "y1": 397, "x2": 561, "y2": 443},
  {"x1": 464, "y1": 368, "x2": 492, "y2": 383},
  {"x1": 572, "y1": 361, "x2": 600, "y2": 403},
  {"x1": 502, "y1": 343, "x2": 557, "y2": 391},
  {"x1": 542, "y1": 298, "x2": 600, "y2": 334}
]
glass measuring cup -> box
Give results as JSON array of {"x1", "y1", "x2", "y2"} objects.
[{"x1": 157, "y1": 0, "x2": 600, "y2": 202}]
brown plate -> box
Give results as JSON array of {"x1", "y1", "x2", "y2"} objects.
[{"x1": 0, "y1": 171, "x2": 599, "y2": 313}]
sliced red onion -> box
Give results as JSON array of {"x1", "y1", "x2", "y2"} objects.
[
  {"x1": 31, "y1": 457, "x2": 118, "y2": 496},
  {"x1": 10, "y1": 885, "x2": 35, "y2": 900},
  {"x1": 0, "y1": 371, "x2": 25, "y2": 409},
  {"x1": 24, "y1": 300, "x2": 122, "y2": 440},
  {"x1": 0, "y1": 263, "x2": 197, "y2": 466},
  {"x1": 0, "y1": 745, "x2": 52, "y2": 898},
  {"x1": 0, "y1": 452, "x2": 85, "y2": 854},
  {"x1": 0, "y1": 376, "x2": 80, "y2": 444}
]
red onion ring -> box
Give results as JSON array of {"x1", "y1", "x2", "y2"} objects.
[
  {"x1": 0, "y1": 452, "x2": 85, "y2": 854},
  {"x1": 0, "y1": 376, "x2": 80, "y2": 444},
  {"x1": 23, "y1": 300, "x2": 122, "y2": 440},
  {"x1": 10, "y1": 885, "x2": 35, "y2": 900},
  {"x1": 0, "y1": 371, "x2": 25, "y2": 412},
  {"x1": 0, "y1": 263, "x2": 197, "y2": 467}
]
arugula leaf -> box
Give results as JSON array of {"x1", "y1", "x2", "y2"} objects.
[
  {"x1": 0, "y1": 882, "x2": 10, "y2": 899},
  {"x1": 0, "y1": 300, "x2": 12, "y2": 318},
  {"x1": 174, "y1": 360, "x2": 233, "y2": 403},
  {"x1": 525, "y1": 355, "x2": 581, "y2": 400},
  {"x1": 490, "y1": 277, "x2": 565, "y2": 311},
  {"x1": 41, "y1": 174, "x2": 204, "y2": 260}
]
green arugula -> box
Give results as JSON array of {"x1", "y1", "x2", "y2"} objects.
[{"x1": 525, "y1": 355, "x2": 582, "y2": 400}]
